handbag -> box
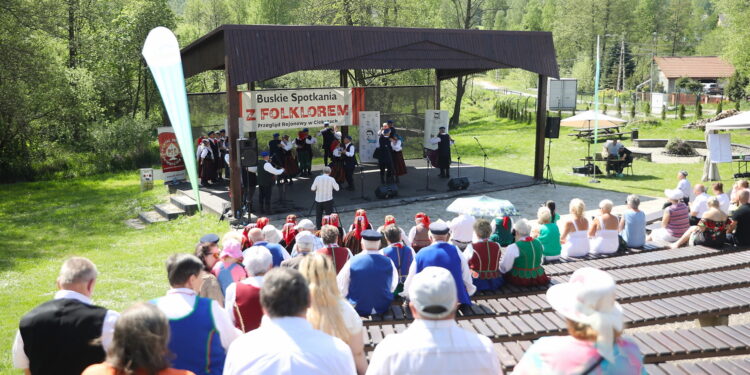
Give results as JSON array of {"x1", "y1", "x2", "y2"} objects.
[{"x1": 617, "y1": 235, "x2": 628, "y2": 253}]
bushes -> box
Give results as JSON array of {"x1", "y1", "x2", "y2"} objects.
[
  {"x1": 679, "y1": 104, "x2": 686, "y2": 120},
  {"x1": 696, "y1": 104, "x2": 703, "y2": 118},
  {"x1": 665, "y1": 138, "x2": 697, "y2": 156},
  {"x1": 661, "y1": 105, "x2": 666, "y2": 120},
  {"x1": 716, "y1": 101, "x2": 723, "y2": 115}
]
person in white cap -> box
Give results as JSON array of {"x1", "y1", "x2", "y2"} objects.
[
  {"x1": 647, "y1": 189, "x2": 690, "y2": 244},
  {"x1": 402, "y1": 219, "x2": 476, "y2": 305},
  {"x1": 513, "y1": 267, "x2": 645, "y2": 374},
  {"x1": 675, "y1": 170, "x2": 691, "y2": 204},
  {"x1": 281, "y1": 232, "x2": 317, "y2": 270},
  {"x1": 366, "y1": 267, "x2": 498, "y2": 375},
  {"x1": 448, "y1": 212, "x2": 475, "y2": 250},
  {"x1": 290, "y1": 219, "x2": 325, "y2": 255}
]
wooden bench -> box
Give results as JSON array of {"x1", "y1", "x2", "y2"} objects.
[
  {"x1": 645, "y1": 358, "x2": 750, "y2": 375},
  {"x1": 495, "y1": 325, "x2": 750, "y2": 373},
  {"x1": 362, "y1": 287, "x2": 750, "y2": 349}
]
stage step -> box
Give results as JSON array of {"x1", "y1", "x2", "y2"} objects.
[
  {"x1": 154, "y1": 203, "x2": 186, "y2": 220},
  {"x1": 170, "y1": 194, "x2": 198, "y2": 215},
  {"x1": 138, "y1": 210, "x2": 169, "y2": 224},
  {"x1": 177, "y1": 189, "x2": 229, "y2": 215}
]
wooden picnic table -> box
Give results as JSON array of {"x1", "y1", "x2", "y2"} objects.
[{"x1": 568, "y1": 124, "x2": 622, "y2": 139}]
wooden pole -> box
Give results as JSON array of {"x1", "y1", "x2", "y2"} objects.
[
  {"x1": 226, "y1": 56, "x2": 242, "y2": 215},
  {"x1": 434, "y1": 70, "x2": 441, "y2": 110},
  {"x1": 340, "y1": 70, "x2": 349, "y2": 138},
  {"x1": 534, "y1": 75, "x2": 548, "y2": 180}
]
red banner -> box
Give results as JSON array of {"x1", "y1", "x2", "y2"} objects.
[{"x1": 158, "y1": 127, "x2": 186, "y2": 181}]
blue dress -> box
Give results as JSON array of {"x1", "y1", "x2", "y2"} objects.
[{"x1": 622, "y1": 210, "x2": 646, "y2": 248}]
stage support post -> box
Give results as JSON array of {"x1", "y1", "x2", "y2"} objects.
[
  {"x1": 340, "y1": 70, "x2": 349, "y2": 138},
  {"x1": 226, "y1": 56, "x2": 242, "y2": 215},
  {"x1": 434, "y1": 70, "x2": 441, "y2": 110},
  {"x1": 534, "y1": 75, "x2": 548, "y2": 180}
]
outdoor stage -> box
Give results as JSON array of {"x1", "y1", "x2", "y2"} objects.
[{"x1": 177, "y1": 159, "x2": 538, "y2": 221}]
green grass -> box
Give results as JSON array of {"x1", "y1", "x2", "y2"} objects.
[{"x1": 0, "y1": 173, "x2": 229, "y2": 374}]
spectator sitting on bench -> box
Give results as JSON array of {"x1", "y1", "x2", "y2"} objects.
[
  {"x1": 499, "y1": 219, "x2": 549, "y2": 286},
  {"x1": 618, "y1": 195, "x2": 646, "y2": 249},
  {"x1": 728, "y1": 190, "x2": 750, "y2": 247},
  {"x1": 670, "y1": 197, "x2": 729, "y2": 250},
  {"x1": 648, "y1": 189, "x2": 690, "y2": 244},
  {"x1": 513, "y1": 267, "x2": 645, "y2": 374},
  {"x1": 689, "y1": 184, "x2": 709, "y2": 226},
  {"x1": 602, "y1": 140, "x2": 629, "y2": 176}
]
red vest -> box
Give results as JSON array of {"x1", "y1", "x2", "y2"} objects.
[
  {"x1": 317, "y1": 245, "x2": 351, "y2": 274},
  {"x1": 232, "y1": 283, "x2": 263, "y2": 333},
  {"x1": 468, "y1": 240, "x2": 502, "y2": 279},
  {"x1": 412, "y1": 225, "x2": 431, "y2": 251}
]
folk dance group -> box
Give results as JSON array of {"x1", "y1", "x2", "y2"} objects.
[{"x1": 195, "y1": 130, "x2": 230, "y2": 187}]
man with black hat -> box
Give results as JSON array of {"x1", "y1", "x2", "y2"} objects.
[
  {"x1": 336, "y1": 230, "x2": 398, "y2": 316},
  {"x1": 376, "y1": 126, "x2": 394, "y2": 184},
  {"x1": 218, "y1": 129, "x2": 229, "y2": 179},
  {"x1": 318, "y1": 122, "x2": 338, "y2": 166},
  {"x1": 295, "y1": 128, "x2": 316, "y2": 176},
  {"x1": 198, "y1": 138, "x2": 216, "y2": 187},
  {"x1": 257, "y1": 151, "x2": 284, "y2": 214},
  {"x1": 209, "y1": 131, "x2": 222, "y2": 182},
  {"x1": 338, "y1": 135, "x2": 357, "y2": 190},
  {"x1": 402, "y1": 220, "x2": 475, "y2": 306},
  {"x1": 429, "y1": 127, "x2": 454, "y2": 178}
]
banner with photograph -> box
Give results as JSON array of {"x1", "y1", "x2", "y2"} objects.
[
  {"x1": 423, "y1": 110, "x2": 449, "y2": 150},
  {"x1": 241, "y1": 88, "x2": 363, "y2": 132},
  {"x1": 358, "y1": 111, "x2": 381, "y2": 163},
  {"x1": 157, "y1": 127, "x2": 186, "y2": 181}
]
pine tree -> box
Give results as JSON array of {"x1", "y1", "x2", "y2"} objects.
[
  {"x1": 661, "y1": 105, "x2": 666, "y2": 120},
  {"x1": 716, "y1": 101, "x2": 723, "y2": 115},
  {"x1": 696, "y1": 104, "x2": 702, "y2": 118},
  {"x1": 679, "y1": 104, "x2": 686, "y2": 120}
]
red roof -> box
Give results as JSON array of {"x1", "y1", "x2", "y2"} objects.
[{"x1": 654, "y1": 56, "x2": 735, "y2": 79}]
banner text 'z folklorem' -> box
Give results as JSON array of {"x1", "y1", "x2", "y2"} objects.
[{"x1": 240, "y1": 88, "x2": 365, "y2": 132}]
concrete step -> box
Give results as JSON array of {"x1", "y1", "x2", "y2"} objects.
[
  {"x1": 177, "y1": 189, "x2": 230, "y2": 215},
  {"x1": 138, "y1": 210, "x2": 169, "y2": 224},
  {"x1": 170, "y1": 195, "x2": 198, "y2": 216},
  {"x1": 154, "y1": 203, "x2": 186, "y2": 220}
]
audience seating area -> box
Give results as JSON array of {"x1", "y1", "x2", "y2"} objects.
[{"x1": 361, "y1": 243, "x2": 750, "y2": 371}]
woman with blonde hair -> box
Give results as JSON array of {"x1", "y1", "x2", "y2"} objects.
[
  {"x1": 588, "y1": 199, "x2": 620, "y2": 255},
  {"x1": 560, "y1": 198, "x2": 590, "y2": 257},
  {"x1": 299, "y1": 253, "x2": 367, "y2": 374}
]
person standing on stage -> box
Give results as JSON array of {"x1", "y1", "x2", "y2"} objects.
[
  {"x1": 280, "y1": 134, "x2": 298, "y2": 184},
  {"x1": 318, "y1": 121, "x2": 338, "y2": 166},
  {"x1": 311, "y1": 166, "x2": 340, "y2": 229},
  {"x1": 219, "y1": 129, "x2": 229, "y2": 179},
  {"x1": 268, "y1": 133, "x2": 283, "y2": 166},
  {"x1": 430, "y1": 127, "x2": 454, "y2": 178},
  {"x1": 257, "y1": 151, "x2": 284, "y2": 214},
  {"x1": 295, "y1": 128, "x2": 316, "y2": 176},
  {"x1": 390, "y1": 132, "x2": 407, "y2": 182},
  {"x1": 198, "y1": 139, "x2": 215, "y2": 187},
  {"x1": 376, "y1": 127, "x2": 394, "y2": 184},
  {"x1": 208, "y1": 131, "x2": 222, "y2": 182},
  {"x1": 338, "y1": 135, "x2": 357, "y2": 191}
]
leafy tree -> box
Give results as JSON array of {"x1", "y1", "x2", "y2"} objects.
[
  {"x1": 726, "y1": 72, "x2": 749, "y2": 102},
  {"x1": 675, "y1": 77, "x2": 703, "y2": 95},
  {"x1": 696, "y1": 103, "x2": 702, "y2": 118},
  {"x1": 679, "y1": 104, "x2": 686, "y2": 119},
  {"x1": 716, "y1": 100, "x2": 723, "y2": 115}
]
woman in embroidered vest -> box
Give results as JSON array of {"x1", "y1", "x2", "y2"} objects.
[
  {"x1": 532, "y1": 206, "x2": 561, "y2": 263},
  {"x1": 225, "y1": 246, "x2": 272, "y2": 333},
  {"x1": 490, "y1": 215, "x2": 514, "y2": 246},
  {"x1": 300, "y1": 253, "x2": 368, "y2": 375},
  {"x1": 83, "y1": 303, "x2": 195, "y2": 375},
  {"x1": 408, "y1": 212, "x2": 432, "y2": 252},
  {"x1": 380, "y1": 224, "x2": 416, "y2": 296},
  {"x1": 464, "y1": 219, "x2": 504, "y2": 291},
  {"x1": 499, "y1": 219, "x2": 549, "y2": 286}
]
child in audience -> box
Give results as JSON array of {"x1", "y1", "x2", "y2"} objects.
[{"x1": 212, "y1": 239, "x2": 247, "y2": 294}]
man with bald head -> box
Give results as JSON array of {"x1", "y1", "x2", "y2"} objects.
[
  {"x1": 690, "y1": 184, "x2": 709, "y2": 225},
  {"x1": 729, "y1": 190, "x2": 750, "y2": 247},
  {"x1": 244, "y1": 227, "x2": 289, "y2": 267}
]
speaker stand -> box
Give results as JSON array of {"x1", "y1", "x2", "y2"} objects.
[
  {"x1": 358, "y1": 164, "x2": 371, "y2": 201},
  {"x1": 544, "y1": 138, "x2": 556, "y2": 188}
]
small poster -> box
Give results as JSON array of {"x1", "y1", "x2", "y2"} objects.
[
  {"x1": 424, "y1": 110, "x2": 449, "y2": 150},
  {"x1": 651, "y1": 93, "x2": 666, "y2": 114},
  {"x1": 157, "y1": 127, "x2": 187, "y2": 181},
  {"x1": 358, "y1": 111, "x2": 381, "y2": 163},
  {"x1": 708, "y1": 133, "x2": 732, "y2": 163}
]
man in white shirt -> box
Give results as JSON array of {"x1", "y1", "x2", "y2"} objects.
[
  {"x1": 151, "y1": 254, "x2": 241, "y2": 375},
  {"x1": 448, "y1": 213, "x2": 476, "y2": 250},
  {"x1": 676, "y1": 170, "x2": 691, "y2": 204},
  {"x1": 223, "y1": 267, "x2": 356, "y2": 375},
  {"x1": 311, "y1": 166, "x2": 340, "y2": 228},
  {"x1": 690, "y1": 184, "x2": 709, "y2": 225},
  {"x1": 13, "y1": 257, "x2": 120, "y2": 375},
  {"x1": 366, "y1": 267, "x2": 499, "y2": 375}
]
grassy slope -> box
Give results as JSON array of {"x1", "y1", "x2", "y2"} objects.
[{"x1": 1, "y1": 97, "x2": 749, "y2": 373}]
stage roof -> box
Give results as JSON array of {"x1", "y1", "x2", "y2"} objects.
[{"x1": 180, "y1": 25, "x2": 559, "y2": 86}]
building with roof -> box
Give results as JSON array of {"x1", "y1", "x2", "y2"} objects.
[{"x1": 654, "y1": 56, "x2": 735, "y2": 93}]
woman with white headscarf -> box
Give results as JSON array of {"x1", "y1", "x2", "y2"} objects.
[{"x1": 513, "y1": 268, "x2": 645, "y2": 374}]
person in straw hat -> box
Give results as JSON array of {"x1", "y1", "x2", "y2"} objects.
[{"x1": 513, "y1": 267, "x2": 645, "y2": 374}]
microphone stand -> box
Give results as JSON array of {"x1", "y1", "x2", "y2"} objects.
[
  {"x1": 473, "y1": 136, "x2": 492, "y2": 184},
  {"x1": 418, "y1": 148, "x2": 436, "y2": 192},
  {"x1": 451, "y1": 139, "x2": 462, "y2": 178}
]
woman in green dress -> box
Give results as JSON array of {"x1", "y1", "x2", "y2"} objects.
[
  {"x1": 499, "y1": 219, "x2": 549, "y2": 286},
  {"x1": 533, "y1": 206, "x2": 561, "y2": 263}
]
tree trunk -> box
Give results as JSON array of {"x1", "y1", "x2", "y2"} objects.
[
  {"x1": 67, "y1": 0, "x2": 77, "y2": 68},
  {"x1": 450, "y1": 75, "x2": 468, "y2": 126},
  {"x1": 132, "y1": 66, "x2": 142, "y2": 119}
]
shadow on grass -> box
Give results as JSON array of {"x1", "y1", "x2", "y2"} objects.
[{"x1": 0, "y1": 173, "x2": 163, "y2": 272}]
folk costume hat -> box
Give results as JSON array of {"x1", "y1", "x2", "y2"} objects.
[
  {"x1": 546, "y1": 267, "x2": 623, "y2": 363},
  {"x1": 409, "y1": 266, "x2": 457, "y2": 319}
]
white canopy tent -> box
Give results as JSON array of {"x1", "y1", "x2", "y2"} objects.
[{"x1": 703, "y1": 111, "x2": 750, "y2": 181}]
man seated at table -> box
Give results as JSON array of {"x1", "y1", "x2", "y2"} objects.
[{"x1": 602, "y1": 139, "x2": 630, "y2": 176}]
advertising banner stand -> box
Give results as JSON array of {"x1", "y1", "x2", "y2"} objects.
[{"x1": 358, "y1": 111, "x2": 381, "y2": 163}]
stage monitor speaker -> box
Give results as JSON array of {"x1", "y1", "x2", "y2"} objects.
[
  {"x1": 572, "y1": 164, "x2": 603, "y2": 175},
  {"x1": 374, "y1": 184, "x2": 399, "y2": 199},
  {"x1": 237, "y1": 137, "x2": 258, "y2": 167},
  {"x1": 545, "y1": 117, "x2": 561, "y2": 139},
  {"x1": 447, "y1": 177, "x2": 470, "y2": 191}
]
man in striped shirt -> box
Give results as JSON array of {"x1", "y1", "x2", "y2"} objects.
[{"x1": 311, "y1": 166, "x2": 339, "y2": 228}]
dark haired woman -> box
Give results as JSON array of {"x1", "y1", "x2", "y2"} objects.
[{"x1": 194, "y1": 242, "x2": 224, "y2": 306}]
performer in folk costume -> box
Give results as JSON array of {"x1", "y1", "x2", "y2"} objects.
[
  {"x1": 218, "y1": 129, "x2": 229, "y2": 179},
  {"x1": 295, "y1": 128, "x2": 316, "y2": 176},
  {"x1": 490, "y1": 216, "x2": 515, "y2": 246},
  {"x1": 315, "y1": 224, "x2": 353, "y2": 274},
  {"x1": 338, "y1": 135, "x2": 357, "y2": 191},
  {"x1": 499, "y1": 219, "x2": 549, "y2": 287},
  {"x1": 347, "y1": 209, "x2": 373, "y2": 232},
  {"x1": 390, "y1": 133, "x2": 407, "y2": 179},
  {"x1": 463, "y1": 219, "x2": 504, "y2": 291},
  {"x1": 318, "y1": 121, "x2": 338, "y2": 166},
  {"x1": 322, "y1": 214, "x2": 346, "y2": 246},
  {"x1": 208, "y1": 131, "x2": 222, "y2": 182},
  {"x1": 198, "y1": 139, "x2": 216, "y2": 187},
  {"x1": 343, "y1": 211, "x2": 372, "y2": 255},
  {"x1": 256, "y1": 151, "x2": 284, "y2": 214},
  {"x1": 408, "y1": 212, "x2": 432, "y2": 252},
  {"x1": 280, "y1": 135, "x2": 299, "y2": 182},
  {"x1": 380, "y1": 224, "x2": 416, "y2": 296},
  {"x1": 376, "y1": 215, "x2": 411, "y2": 249},
  {"x1": 328, "y1": 136, "x2": 346, "y2": 184},
  {"x1": 429, "y1": 126, "x2": 454, "y2": 178},
  {"x1": 376, "y1": 127, "x2": 395, "y2": 184},
  {"x1": 281, "y1": 214, "x2": 298, "y2": 251}
]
